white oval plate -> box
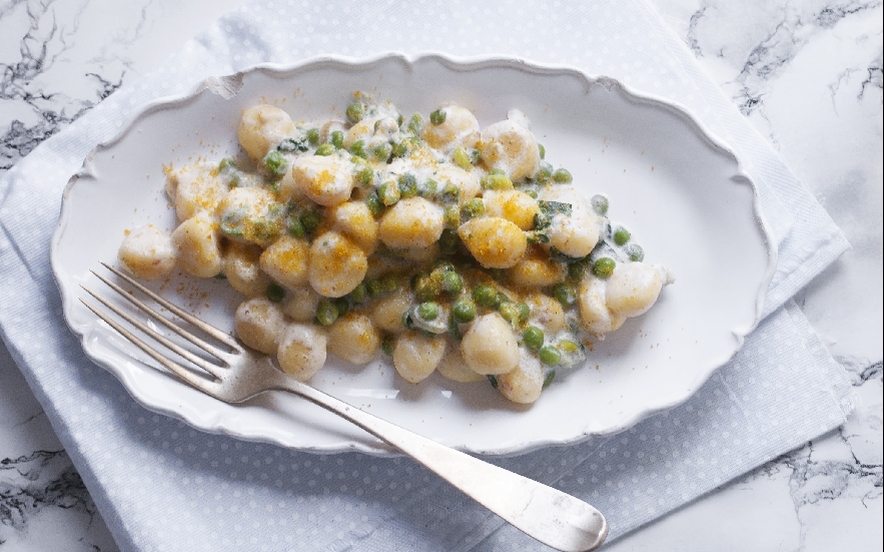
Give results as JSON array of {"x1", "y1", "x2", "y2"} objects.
[{"x1": 52, "y1": 53, "x2": 776, "y2": 456}]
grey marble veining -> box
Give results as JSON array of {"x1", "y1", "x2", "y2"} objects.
[
  {"x1": 1, "y1": 450, "x2": 88, "y2": 530},
  {"x1": 606, "y1": 358, "x2": 881, "y2": 551},
  {"x1": 687, "y1": 1, "x2": 881, "y2": 121},
  {"x1": 0, "y1": 0, "x2": 881, "y2": 550},
  {"x1": 0, "y1": 450, "x2": 117, "y2": 551},
  {"x1": 1, "y1": 0, "x2": 120, "y2": 172}
]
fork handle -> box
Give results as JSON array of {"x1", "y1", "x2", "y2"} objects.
[{"x1": 275, "y1": 378, "x2": 608, "y2": 552}]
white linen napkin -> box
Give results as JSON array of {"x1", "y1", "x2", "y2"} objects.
[{"x1": 0, "y1": 0, "x2": 853, "y2": 550}]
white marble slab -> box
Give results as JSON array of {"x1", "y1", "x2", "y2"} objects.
[{"x1": 1, "y1": 0, "x2": 880, "y2": 550}]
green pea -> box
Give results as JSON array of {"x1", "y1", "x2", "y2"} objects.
[
  {"x1": 591, "y1": 194, "x2": 609, "y2": 215},
  {"x1": 306, "y1": 128, "x2": 320, "y2": 146},
  {"x1": 452, "y1": 298, "x2": 477, "y2": 323},
  {"x1": 499, "y1": 302, "x2": 521, "y2": 326},
  {"x1": 439, "y1": 229, "x2": 460, "y2": 255},
  {"x1": 398, "y1": 174, "x2": 418, "y2": 198},
  {"x1": 288, "y1": 217, "x2": 306, "y2": 239},
  {"x1": 356, "y1": 166, "x2": 374, "y2": 186},
  {"x1": 443, "y1": 205, "x2": 461, "y2": 228},
  {"x1": 452, "y1": 147, "x2": 471, "y2": 170},
  {"x1": 417, "y1": 301, "x2": 439, "y2": 321},
  {"x1": 522, "y1": 326, "x2": 544, "y2": 350},
  {"x1": 330, "y1": 130, "x2": 344, "y2": 149},
  {"x1": 568, "y1": 260, "x2": 588, "y2": 281},
  {"x1": 373, "y1": 143, "x2": 392, "y2": 162},
  {"x1": 624, "y1": 243, "x2": 645, "y2": 262},
  {"x1": 433, "y1": 259, "x2": 455, "y2": 273},
  {"x1": 315, "y1": 299, "x2": 339, "y2": 326},
  {"x1": 613, "y1": 226, "x2": 631, "y2": 246},
  {"x1": 315, "y1": 143, "x2": 335, "y2": 156},
  {"x1": 592, "y1": 257, "x2": 616, "y2": 279},
  {"x1": 421, "y1": 179, "x2": 438, "y2": 197},
  {"x1": 558, "y1": 339, "x2": 580, "y2": 353},
  {"x1": 472, "y1": 284, "x2": 500, "y2": 308},
  {"x1": 378, "y1": 181, "x2": 401, "y2": 206},
  {"x1": 300, "y1": 209, "x2": 322, "y2": 234},
  {"x1": 381, "y1": 335, "x2": 395, "y2": 356},
  {"x1": 219, "y1": 157, "x2": 236, "y2": 171},
  {"x1": 334, "y1": 297, "x2": 350, "y2": 318},
  {"x1": 348, "y1": 282, "x2": 367, "y2": 304},
  {"x1": 349, "y1": 140, "x2": 367, "y2": 159},
  {"x1": 263, "y1": 150, "x2": 287, "y2": 176},
  {"x1": 366, "y1": 278, "x2": 385, "y2": 298},
  {"x1": 461, "y1": 198, "x2": 485, "y2": 220},
  {"x1": 346, "y1": 101, "x2": 365, "y2": 124},
  {"x1": 430, "y1": 109, "x2": 447, "y2": 125},
  {"x1": 553, "y1": 282, "x2": 576, "y2": 306},
  {"x1": 538, "y1": 143, "x2": 546, "y2": 159},
  {"x1": 440, "y1": 182, "x2": 459, "y2": 204},
  {"x1": 535, "y1": 163, "x2": 553, "y2": 183},
  {"x1": 539, "y1": 345, "x2": 562, "y2": 366},
  {"x1": 380, "y1": 273, "x2": 400, "y2": 293},
  {"x1": 552, "y1": 168, "x2": 573, "y2": 184},
  {"x1": 408, "y1": 113, "x2": 423, "y2": 135},
  {"x1": 366, "y1": 193, "x2": 384, "y2": 216},
  {"x1": 266, "y1": 283, "x2": 285, "y2": 303},
  {"x1": 481, "y1": 174, "x2": 514, "y2": 190},
  {"x1": 391, "y1": 141, "x2": 409, "y2": 158},
  {"x1": 516, "y1": 302, "x2": 530, "y2": 324},
  {"x1": 441, "y1": 270, "x2": 463, "y2": 295}
]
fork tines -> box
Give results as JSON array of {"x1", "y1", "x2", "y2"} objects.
[{"x1": 79, "y1": 263, "x2": 239, "y2": 386}]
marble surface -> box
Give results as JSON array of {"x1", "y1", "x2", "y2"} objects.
[{"x1": 0, "y1": 0, "x2": 880, "y2": 550}]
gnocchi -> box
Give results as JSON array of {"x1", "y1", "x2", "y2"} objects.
[
  {"x1": 118, "y1": 224, "x2": 176, "y2": 281},
  {"x1": 118, "y1": 96, "x2": 672, "y2": 405}
]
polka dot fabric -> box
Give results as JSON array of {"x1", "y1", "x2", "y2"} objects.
[{"x1": 0, "y1": 1, "x2": 852, "y2": 550}]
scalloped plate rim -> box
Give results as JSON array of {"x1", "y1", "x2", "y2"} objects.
[{"x1": 51, "y1": 51, "x2": 778, "y2": 457}]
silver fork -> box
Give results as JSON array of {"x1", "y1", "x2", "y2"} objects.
[{"x1": 80, "y1": 262, "x2": 608, "y2": 552}]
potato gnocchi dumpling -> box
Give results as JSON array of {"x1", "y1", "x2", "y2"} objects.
[
  {"x1": 327, "y1": 311, "x2": 382, "y2": 365},
  {"x1": 166, "y1": 164, "x2": 229, "y2": 222},
  {"x1": 277, "y1": 324, "x2": 327, "y2": 381},
  {"x1": 307, "y1": 231, "x2": 368, "y2": 298},
  {"x1": 235, "y1": 297, "x2": 286, "y2": 355},
  {"x1": 393, "y1": 331, "x2": 446, "y2": 383},
  {"x1": 224, "y1": 242, "x2": 272, "y2": 297},
  {"x1": 458, "y1": 217, "x2": 528, "y2": 269},
  {"x1": 238, "y1": 104, "x2": 296, "y2": 161},
  {"x1": 119, "y1": 96, "x2": 672, "y2": 405},
  {"x1": 378, "y1": 197, "x2": 444, "y2": 249},
  {"x1": 118, "y1": 224, "x2": 176, "y2": 281},
  {"x1": 460, "y1": 313, "x2": 521, "y2": 375},
  {"x1": 171, "y1": 213, "x2": 222, "y2": 278},
  {"x1": 497, "y1": 349, "x2": 545, "y2": 405},
  {"x1": 478, "y1": 114, "x2": 540, "y2": 180},
  {"x1": 436, "y1": 343, "x2": 486, "y2": 383},
  {"x1": 291, "y1": 155, "x2": 355, "y2": 207},
  {"x1": 259, "y1": 235, "x2": 310, "y2": 290},
  {"x1": 420, "y1": 105, "x2": 481, "y2": 154}
]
